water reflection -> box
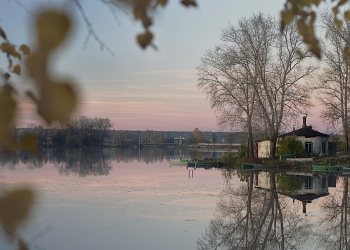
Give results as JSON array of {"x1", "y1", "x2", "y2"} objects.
[
  {"x1": 318, "y1": 176, "x2": 349, "y2": 249},
  {"x1": 199, "y1": 168, "x2": 350, "y2": 249},
  {"x1": 0, "y1": 148, "x2": 224, "y2": 176}
]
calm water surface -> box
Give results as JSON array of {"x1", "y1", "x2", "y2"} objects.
[
  {"x1": 1, "y1": 148, "x2": 349, "y2": 250},
  {"x1": 0, "y1": 148, "x2": 228, "y2": 250}
]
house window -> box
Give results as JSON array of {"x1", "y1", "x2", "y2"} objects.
[
  {"x1": 305, "y1": 177, "x2": 313, "y2": 189},
  {"x1": 305, "y1": 142, "x2": 313, "y2": 153},
  {"x1": 321, "y1": 176, "x2": 326, "y2": 188},
  {"x1": 322, "y1": 142, "x2": 326, "y2": 154}
]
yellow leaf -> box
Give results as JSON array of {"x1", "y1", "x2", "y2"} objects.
[
  {"x1": 25, "y1": 52, "x2": 47, "y2": 85},
  {"x1": 0, "y1": 42, "x2": 13, "y2": 54},
  {"x1": 21, "y1": 134, "x2": 39, "y2": 155},
  {"x1": 19, "y1": 45, "x2": 30, "y2": 56},
  {"x1": 156, "y1": 0, "x2": 168, "y2": 7},
  {"x1": 335, "y1": 17, "x2": 342, "y2": 29},
  {"x1": 133, "y1": 7, "x2": 144, "y2": 21},
  {"x1": 0, "y1": 188, "x2": 35, "y2": 238},
  {"x1": 281, "y1": 9, "x2": 294, "y2": 26},
  {"x1": 332, "y1": 7, "x2": 339, "y2": 15},
  {"x1": 38, "y1": 82, "x2": 77, "y2": 124},
  {"x1": 0, "y1": 84, "x2": 17, "y2": 149},
  {"x1": 137, "y1": 31, "x2": 153, "y2": 49},
  {"x1": 345, "y1": 11, "x2": 350, "y2": 20},
  {"x1": 36, "y1": 10, "x2": 71, "y2": 51},
  {"x1": 12, "y1": 65, "x2": 21, "y2": 75},
  {"x1": 343, "y1": 47, "x2": 350, "y2": 58},
  {"x1": 8, "y1": 59, "x2": 12, "y2": 69}
]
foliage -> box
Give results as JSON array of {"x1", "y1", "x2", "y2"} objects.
[
  {"x1": 190, "y1": 128, "x2": 202, "y2": 144},
  {"x1": 280, "y1": 0, "x2": 350, "y2": 58},
  {"x1": 277, "y1": 136, "x2": 306, "y2": 157},
  {"x1": 221, "y1": 152, "x2": 236, "y2": 165},
  {"x1": 0, "y1": 187, "x2": 36, "y2": 249},
  {"x1": 237, "y1": 145, "x2": 247, "y2": 158},
  {"x1": 277, "y1": 175, "x2": 305, "y2": 193}
]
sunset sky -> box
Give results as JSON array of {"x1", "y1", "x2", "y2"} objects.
[{"x1": 0, "y1": 0, "x2": 326, "y2": 132}]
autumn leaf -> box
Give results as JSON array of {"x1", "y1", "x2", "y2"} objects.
[
  {"x1": 19, "y1": 44, "x2": 30, "y2": 55},
  {"x1": 12, "y1": 65, "x2": 21, "y2": 75},
  {"x1": 36, "y1": 10, "x2": 71, "y2": 51},
  {"x1": 0, "y1": 84, "x2": 17, "y2": 149},
  {"x1": 25, "y1": 52, "x2": 48, "y2": 86},
  {"x1": 37, "y1": 82, "x2": 77, "y2": 124},
  {"x1": 137, "y1": 31, "x2": 153, "y2": 49},
  {"x1": 20, "y1": 134, "x2": 39, "y2": 155},
  {"x1": 155, "y1": 0, "x2": 168, "y2": 7},
  {"x1": 0, "y1": 188, "x2": 35, "y2": 238}
]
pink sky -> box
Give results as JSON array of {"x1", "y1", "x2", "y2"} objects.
[{"x1": 1, "y1": 1, "x2": 329, "y2": 133}]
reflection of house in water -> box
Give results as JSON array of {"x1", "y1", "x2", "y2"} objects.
[{"x1": 254, "y1": 171, "x2": 337, "y2": 213}]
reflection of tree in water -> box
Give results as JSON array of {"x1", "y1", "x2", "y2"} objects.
[
  {"x1": 54, "y1": 148, "x2": 112, "y2": 177},
  {"x1": 317, "y1": 176, "x2": 350, "y2": 249},
  {"x1": 198, "y1": 172, "x2": 311, "y2": 250}
]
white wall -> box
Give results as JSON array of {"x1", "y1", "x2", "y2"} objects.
[
  {"x1": 257, "y1": 140, "x2": 272, "y2": 158},
  {"x1": 296, "y1": 136, "x2": 329, "y2": 156}
]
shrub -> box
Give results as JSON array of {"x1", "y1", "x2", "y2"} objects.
[
  {"x1": 221, "y1": 152, "x2": 236, "y2": 165},
  {"x1": 237, "y1": 145, "x2": 247, "y2": 158},
  {"x1": 277, "y1": 175, "x2": 305, "y2": 192},
  {"x1": 277, "y1": 136, "x2": 306, "y2": 157}
]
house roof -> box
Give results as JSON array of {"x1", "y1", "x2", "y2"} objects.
[
  {"x1": 281, "y1": 126, "x2": 329, "y2": 138},
  {"x1": 284, "y1": 193, "x2": 329, "y2": 202}
]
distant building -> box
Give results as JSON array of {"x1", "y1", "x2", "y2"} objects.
[
  {"x1": 256, "y1": 116, "x2": 332, "y2": 158},
  {"x1": 174, "y1": 137, "x2": 185, "y2": 145}
]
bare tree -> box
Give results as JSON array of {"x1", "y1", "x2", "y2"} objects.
[
  {"x1": 314, "y1": 11, "x2": 350, "y2": 153},
  {"x1": 198, "y1": 13, "x2": 314, "y2": 158},
  {"x1": 317, "y1": 176, "x2": 350, "y2": 249},
  {"x1": 197, "y1": 171, "x2": 311, "y2": 250}
]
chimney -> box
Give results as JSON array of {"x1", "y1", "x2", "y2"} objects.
[{"x1": 302, "y1": 116, "x2": 307, "y2": 128}]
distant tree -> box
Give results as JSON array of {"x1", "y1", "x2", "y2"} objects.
[
  {"x1": 225, "y1": 133, "x2": 235, "y2": 145},
  {"x1": 191, "y1": 128, "x2": 202, "y2": 144},
  {"x1": 212, "y1": 132, "x2": 217, "y2": 145}
]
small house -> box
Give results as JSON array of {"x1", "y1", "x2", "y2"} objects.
[{"x1": 256, "y1": 116, "x2": 333, "y2": 158}]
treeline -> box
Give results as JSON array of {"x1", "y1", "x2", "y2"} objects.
[
  {"x1": 15, "y1": 116, "x2": 113, "y2": 146},
  {"x1": 13, "y1": 116, "x2": 247, "y2": 147}
]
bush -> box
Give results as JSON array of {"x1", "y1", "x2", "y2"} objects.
[
  {"x1": 221, "y1": 152, "x2": 236, "y2": 165},
  {"x1": 237, "y1": 145, "x2": 247, "y2": 158},
  {"x1": 277, "y1": 136, "x2": 306, "y2": 157},
  {"x1": 277, "y1": 175, "x2": 305, "y2": 192}
]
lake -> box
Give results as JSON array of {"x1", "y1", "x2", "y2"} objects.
[
  {"x1": 0, "y1": 148, "x2": 228, "y2": 250},
  {"x1": 0, "y1": 148, "x2": 349, "y2": 250}
]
